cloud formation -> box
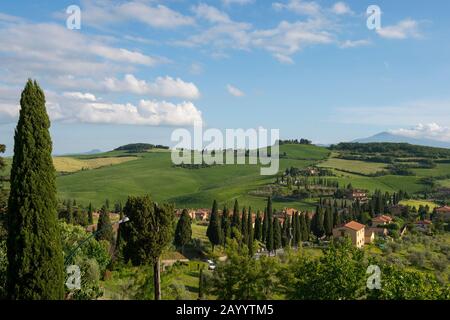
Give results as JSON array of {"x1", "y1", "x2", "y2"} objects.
[
  {"x1": 389, "y1": 123, "x2": 450, "y2": 142},
  {"x1": 227, "y1": 84, "x2": 245, "y2": 97},
  {"x1": 376, "y1": 19, "x2": 421, "y2": 39}
]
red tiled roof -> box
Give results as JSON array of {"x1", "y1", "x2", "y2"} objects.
[
  {"x1": 436, "y1": 206, "x2": 450, "y2": 213},
  {"x1": 344, "y1": 221, "x2": 365, "y2": 231}
]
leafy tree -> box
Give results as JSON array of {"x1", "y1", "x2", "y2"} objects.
[
  {"x1": 95, "y1": 206, "x2": 114, "y2": 244},
  {"x1": 122, "y1": 195, "x2": 175, "y2": 300},
  {"x1": 285, "y1": 240, "x2": 367, "y2": 300},
  {"x1": 174, "y1": 209, "x2": 192, "y2": 253},
  {"x1": 6, "y1": 80, "x2": 64, "y2": 299},
  {"x1": 211, "y1": 238, "x2": 280, "y2": 299},
  {"x1": 207, "y1": 200, "x2": 222, "y2": 252}
]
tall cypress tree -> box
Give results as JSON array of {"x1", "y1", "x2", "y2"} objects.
[
  {"x1": 241, "y1": 207, "x2": 248, "y2": 246},
  {"x1": 333, "y1": 207, "x2": 341, "y2": 227},
  {"x1": 87, "y1": 202, "x2": 94, "y2": 224},
  {"x1": 207, "y1": 200, "x2": 222, "y2": 251},
  {"x1": 254, "y1": 211, "x2": 262, "y2": 241},
  {"x1": 273, "y1": 218, "x2": 282, "y2": 251},
  {"x1": 300, "y1": 212, "x2": 308, "y2": 241},
  {"x1": 262, "y1": 208, "x2": 268, "y2": 242},
  {"x1": 324, "y1": 207, "x2": 334, "y2": 237},
  {"x1": 247, "y1": 208, "x2": 254, "y2": 256},
  {"x1": 292, "y1": 213, "x2": 298, "y2": 247},
  {"x1": 266, "y1": 210, "x2": 274, "y2": 253},
  {"x1": 174, "y1": 209, "x2": 192, "y2": 253},
  {"x1": 305, "y1": 212, "x2": 311, "y2": 240},
  {"x1": 221, "y1": 205, "x2": 231, "y2": 245},
  {"x1": 295, "y1": 212, "x2": 301, "y2": 245},
  {"x1": 281, "y1": 215, "x2": 289, "y2": 247},
  {"x1": 231, "y1": 199, "x2": 240, "y2": 238},
  {"x1": 7, "y1": 80, "x2": 64, "y2": 299}
]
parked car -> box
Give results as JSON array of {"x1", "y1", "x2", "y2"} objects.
[{"x1": 207, "y1": 259, "x2": 216, "y2": 270}]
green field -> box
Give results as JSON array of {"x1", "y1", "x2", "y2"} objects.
[
  {"x1": 399, "y1": 200, "x2": 439, "y2": 210},
  {"x1": 56, "y1": 144, "x2": 328, "y2": 210},
  {"x1": 318, "y1": 158, "x2": 387, "y2": 175},
  {"x1": 1, "y1": 143, "x2": 445, "y2": 210}
]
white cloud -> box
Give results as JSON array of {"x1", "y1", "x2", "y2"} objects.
[
  {"x1": 103, "y1": 75, "x2": 200, "y2": 99},
  {"x1": 389, "y1": 123, "x2": 450, "y2": 142},
  {"x1": 376, "y1": 19, "x2": 421, "y2": 39},
  {"x1": 272, "y1": 0, "x2": 322, "y2": 17},
  {"x1": 227, "y1": 84, "x2": 245, "y2": 97},
  {"x1": 222, "y1": 0, "x2": 254, "y2": 5},
  {"x1": 0, "y1": 87, "x2": 203, "y2": 126},
  {"x1": 331, "y1": 2, "x2": 353, "y2": 15},
  {"x1": 81, "y1": 0, "x2": 195, "y2": 29},
  {"x1": 63, "y1": 92, "x2": 97, "y2": 102},
  {"x1": 339, "y1": 39, "x2": 371, "y2": 48},
  {"x1": 194, "y1": 3, "x2": 232, "y2": 23}
]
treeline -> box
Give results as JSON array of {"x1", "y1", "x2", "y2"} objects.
[
  {"x1": 205, "y1": 197, "x2": 312, "y2": 256},
  {"x1": 330, "y1": 142, "x2": 450, "y2": 159},
  {"x1": 114, "y1": 143, "x2": 169, "y2": 153},
  {"x1": 278, "y1": 139, "x2": 312, "y2": 145}
]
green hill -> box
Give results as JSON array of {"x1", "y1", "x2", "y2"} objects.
[{"x1": 56, "y1": 144, "x2": 329, "y2": 210}]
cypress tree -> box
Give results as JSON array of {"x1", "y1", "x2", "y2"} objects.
[
  {"x1": 281, "y1": 215, "x2": 289, "y2": 247},
  {"x1": 174, "y1": 209, "x2": 192, "y2": 254},
  {"x1": 221, "y1": 205, "x2": 231, "y2": 245},
  {"x1": 254, "y1": 211, "x2": 262, "y2": 241},
  {"x1": 231, "y1": 199, "x2": 240, "y2": 238},
  {"x1": 324, "y1": 207, "x2": 333, "y2": 236},
  {"x1": 292, "y1": 212, "x2": 298, "y2": 247},
  {"x1": 7, "y1": 80, "x2": 64, "y2": 299},
  {"x1": 207, "y1": 200, "x2": 222, "y2": 251},
  {"x1": 266, "y1": 210, "x2": 274, "y2": 253},
  {"x1": 262, "y1": 208, "x2": 268, "y2": 242},
  {"x1": 305, "y1": 212, "x2": 311, "y2": 240},
  {"x1": 247, "y1": 208, "x2": 254, "y2": 256},
  {"x1": 295, "y1": 212, "x2": 301, "y2": 245},
  {"x1": 96, "y1": 206, "x2": 114, "y2": 244},
  {"x1": 241, "y1": 207, "x2": 248, "y2": 245},
  {"x1": 300, "y1": 212, "x2": 308, "y2": 241},
  {"x1": 312, "y1": 207, "x2": 325, "y2": 238},
  {"x1": 273, "y1": 218, "x2": 282, "y2": 251},
  {"x1": 333, "y1": 207, "x2": 341, "y2": 227},
  {"x1": 87, "y1": 202, "x2": 94, "y2": 224}
]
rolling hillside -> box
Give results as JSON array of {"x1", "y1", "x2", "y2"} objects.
[{"x1": 56, "y1": 144, "x2": 330, "y2": 210}]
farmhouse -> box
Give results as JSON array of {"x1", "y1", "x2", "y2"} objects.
[
  {"x1": 371, "y1": 215, "x2": 393, "y2": 227},
  {"x1": 345, "y1": 189, "x2": 368, "y2": 202},
  {"x1": 332, "y1": 221, "x2": 366, "y2": 248},
  {"x1": 435, "y1": 206, "x2": 450, "y2": 221}
]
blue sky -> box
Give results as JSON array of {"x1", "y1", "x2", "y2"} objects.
[{"x1": 0, "y1": 0, "x2": 450, "y2": 155}]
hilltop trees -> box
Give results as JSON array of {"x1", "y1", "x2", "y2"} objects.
[
  {"x1": 122, "y1": 195, "x2": 175, "y2": 300},
  {"x1": 6, "y1": 80, "x2": 64, "y2": 299},
  {"x1": 174, "y1": 209, "x2": 192, "y2": 253},
  {"x1": 207, "y1": 200, "x2": 222, "y2": 251}
]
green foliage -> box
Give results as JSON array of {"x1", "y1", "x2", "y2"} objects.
[
  {"x1": 285, "y1": 240, "x2": 368, "y2": 300},
  {"x1": 121, "y1": 195, "x2": 175, "y2": 266},
  {"x1": 7, "y1": 80, "x2": 64, "y2": 299},
  {"x1": 207, "y1": 200, "x2": 222, "y2": 251},
  {"x1": 96, "y1": 206, "x2": 114, "y2": 244},
  {"x1": 211, "y1": 238, "x2": 280, "y2": 299},
  {"x1": 367, "y1": 264, "x2": 449, "y2": 300},
  {"x1": 174, "y1": 209, "x2": 192, "y2": 251}
]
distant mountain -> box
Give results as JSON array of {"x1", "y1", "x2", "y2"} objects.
[{"x1": 353, "y1": 132, "x2": 450, "y2": 149}]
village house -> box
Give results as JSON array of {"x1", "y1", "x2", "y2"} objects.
[
  {"x1": 435, "y1": 206, "x2": 450, "y2": 222},
  {"x1": 332, "y1": 221, "x2": 366, "y2": 248},
  {"x1": 345, "y1": 189, "x2": 368, "y2": 202},
  {"x1": 371, "y1": 215, "x2": 393, "y2": 227}
]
